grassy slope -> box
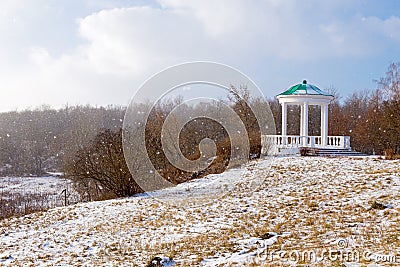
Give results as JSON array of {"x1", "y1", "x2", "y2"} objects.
[{"x1": 0, "y1": 157, "x2": 399, "y2": 266}]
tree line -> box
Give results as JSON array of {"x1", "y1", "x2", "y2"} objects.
[
  {"x1": 0, "y1": 105, "x2": 124, "y2": 177},
  {"x1": 64, "y1": 86, "x2": 263, "y2": 200},
  {"x1": 0, "y1": 62, "x2": 398, "y2": 200}
]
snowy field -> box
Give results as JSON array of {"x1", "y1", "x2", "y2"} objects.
[
  {"x1": 0, "y1": 175, "x2": 69, "y2": 195},
  {"x1": 0, "y1": 175, "x2": 78, "y2": 219},
  {"x1": 0, "y1": 156, "x2": 399, "y2": 266}
]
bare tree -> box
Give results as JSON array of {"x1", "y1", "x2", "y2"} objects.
[{"x1": 64, "y1": 128, "x2": 143, "y2": 201}]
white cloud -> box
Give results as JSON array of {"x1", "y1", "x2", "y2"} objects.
[
  {"x1": 376, "y1": 16, "x2": 400, "y2": 43},
  {"x1": 76, "y1": 6, "x2": 207, "y2": 76},
  {"x1": 1, "y1": 0, "x2": 400, "y2": 111}
]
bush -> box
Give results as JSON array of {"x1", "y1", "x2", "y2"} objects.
[
  {"x1": 384, "y1": 148, "x2": 400, "y2": 160},
  {"x1": 369, "y1": 201, "x2": 387, "y2": 210},
  {"x1": 64, "y1": 128, "x2": 143, "y2": 201}
]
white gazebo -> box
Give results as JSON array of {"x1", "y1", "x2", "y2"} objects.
[{"x1": 264, "y1": 80, "x2": 351, "y2": 154}]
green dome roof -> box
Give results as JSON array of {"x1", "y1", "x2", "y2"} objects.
[{"x1": 278, "y1": 80, "x2": 333, "y2": 96}]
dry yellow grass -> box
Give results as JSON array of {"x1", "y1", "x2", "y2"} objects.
[{"x1": 0, "y1": 156, "x2": 399, "y2": 266}]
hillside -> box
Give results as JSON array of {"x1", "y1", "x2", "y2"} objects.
[{"x1": 0, "y1": 156, "x2": 399, "y2": 266}]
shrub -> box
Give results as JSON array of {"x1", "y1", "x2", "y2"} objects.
[
  {"x1": 64, "y1": 128, "x2": 143, "y2": 201},
  {"x1": 384, "y1": 148, "x2": 400, "y2": 160},
  {"x1": 370, "y1": 201, "x2": 387, "y2": 210}
]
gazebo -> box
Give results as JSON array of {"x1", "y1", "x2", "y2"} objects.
[{"x1": 264, "y1": 80, "x2": 352, "y2": 155}]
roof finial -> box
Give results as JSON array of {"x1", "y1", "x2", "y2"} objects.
[{"x1": 303, "y1": 80, "x2": 307, "y2": 84}]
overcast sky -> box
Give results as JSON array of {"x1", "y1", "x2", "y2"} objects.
[{"x1": 1, "y1": 0, "x2": 400, "y2": 112}]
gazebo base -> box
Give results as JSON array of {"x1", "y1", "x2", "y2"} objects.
[
  {"x1": 263, "y1": 147, "x2": 365, "y2": 157},
  {"x1": 261, "y1": 135, "x2": 357, "y2": 156},
  {"x1": 300, "y1": 147, "x2": 366, "y2": 157}
]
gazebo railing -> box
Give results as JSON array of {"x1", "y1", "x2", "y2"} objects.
[{"x1": 262, "y1": 135, "x2": 351, "y2": 149}]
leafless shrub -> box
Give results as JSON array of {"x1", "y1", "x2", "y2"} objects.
[
  {"x1": 64, "y1": 128, "x2": 143, "y2": 201},
  {"x1": 0, "y1": 188, "x2": 78, "y2": 220},
  {"x1": 384, "y1": 148, "x2": 400, "y2": 160}
]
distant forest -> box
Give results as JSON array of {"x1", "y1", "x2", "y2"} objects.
[
  {"x1": 0, "y1": 62, "x2": 399, "y2": 179},
  {"x1": 0, "y1": 105, "x2": 125, "y2": 177}
]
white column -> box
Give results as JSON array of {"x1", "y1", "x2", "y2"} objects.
[
  {"x1": 321, "y1": 103, "x2": 329, "y2": 146},
  {"x1": 300, "y1": 104, "x2": 304, "y2": 136},
  {"x1": 303, "y1": 101, "x2": 309, "y2": 137},
  {"x1": 281, "y1": 102, "x2": 287, "y2": 137},
  {"x1": 321, "y1": 104, "x2": 325, "y2": 146}
]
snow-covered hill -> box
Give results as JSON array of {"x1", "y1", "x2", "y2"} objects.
[{"x1": 0, "y1": 156, "x2": 399, "y2": 266}]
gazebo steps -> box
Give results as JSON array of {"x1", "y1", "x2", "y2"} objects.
[{"x1": 303, "y1": 148, "x2": 367, "y2": 157}]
